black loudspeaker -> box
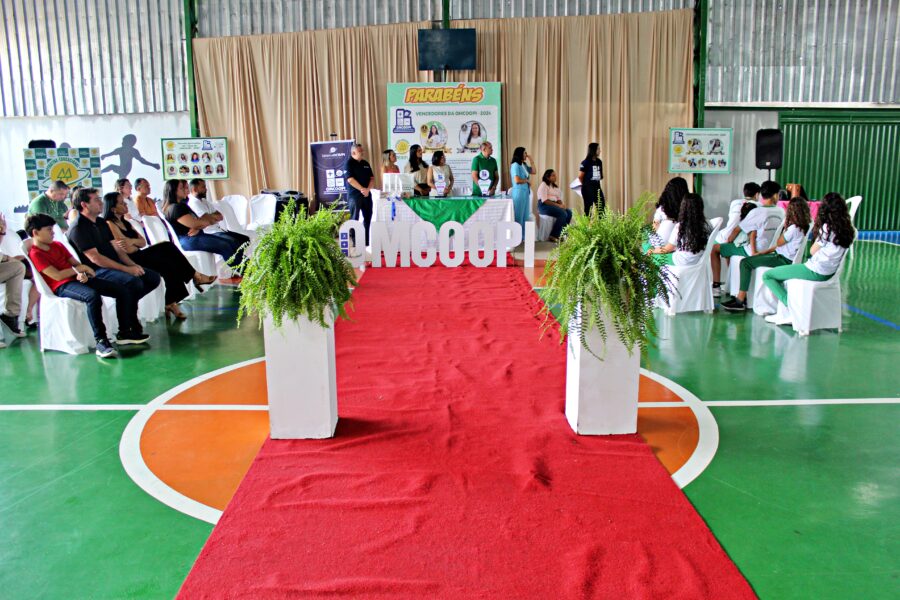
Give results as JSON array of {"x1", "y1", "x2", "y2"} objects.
[
  {"x1": 755, "y1": 129, "x2": 783, "y2": 169},
  {"x1": 28, "y1": 139, "x2": 57, "y2": 149}
]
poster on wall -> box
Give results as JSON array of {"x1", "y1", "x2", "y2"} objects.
[
  {"x1": 387, "y1": 82, "x2": 502, "y2": 193},
  {"x1": 668, "y1": 128, "x2": 733, "y2": 174},
  {"x1": 23, "y1": 147, "x2": 102, "y2": 199},
  {"x1": 161, "y1": 137, "x2": 229, "y2": 179},
  {"x1": 310, "y1": 140, "x2": 355, "y2": 205}
]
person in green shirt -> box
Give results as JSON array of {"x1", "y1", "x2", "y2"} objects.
[
  {"x1": 470, "y1": 142, "x2": 499, "y2": 197},
  {"x1": 27, "y1": 180, "x2": 71, "y2": 230}
]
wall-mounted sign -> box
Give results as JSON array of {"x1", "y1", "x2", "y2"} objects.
[
  {"x1": 23, "y1": 147, "x2": 102, "y2": 199},
  {"x1": 668, "y1": 128, "x2": 732, "y2": 174},
  {"x1": 161, "y1": 137, "x2": 229, "y2": 179}
]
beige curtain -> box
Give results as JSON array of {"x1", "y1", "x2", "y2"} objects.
[
  {"x1": 194, "y1": 11, "x2": 693, "y2": 212},
  {"x1": 193, "y1": 22, "x2": 431, "y2": 201}
]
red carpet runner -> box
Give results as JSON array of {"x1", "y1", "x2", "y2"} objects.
[{"x1": 178, "y1": 266, "x2": 755, "y2": 599}]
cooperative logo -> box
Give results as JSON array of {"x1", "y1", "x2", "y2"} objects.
[{"x1": 392, "y1": 108, "x2": 415, "y2": 134}]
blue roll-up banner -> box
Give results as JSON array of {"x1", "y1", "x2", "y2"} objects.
[{"x1": 310, "y1": 139, "x2": 354, "y2": 206}]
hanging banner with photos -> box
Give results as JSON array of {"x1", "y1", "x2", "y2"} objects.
[
  {"x1": 668, "y1": 128, "x2": 733, "y2": 174},
  {"x1": 387, "y1": 82, "x2": 502, "y2": 192},
  {"x1": 161, "y1": 137, "x2": 229, "y2": 180},
  {"x1": 23, "y1": 147, "x2": 102, "y2": 200}
]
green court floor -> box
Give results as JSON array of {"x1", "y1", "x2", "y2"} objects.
[{"x1": 1, "y1": 242, "x2": 897, "y2": 599}]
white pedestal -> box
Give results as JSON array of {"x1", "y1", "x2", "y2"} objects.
[
  {"x1": 263, "y1": 315, "x2": 338, "y2": 439},
  {"x1": 565, "y1": 309, "x2": 640, "y2": 435}
]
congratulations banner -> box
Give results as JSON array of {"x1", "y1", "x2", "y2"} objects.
[
  {"x1": 23, "y1": 147, "x2": 102, "y2": 200},
  {"x1": 387, "y1": 83, "x2": 502, "y2": 192}
]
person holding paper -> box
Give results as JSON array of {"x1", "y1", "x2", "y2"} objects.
[
  {"x1": 470, "y1": 142, "x2": 498, "y2": 197},
  {"x1": 427, "y1": 151, "x2": 454, "y2": 197}
]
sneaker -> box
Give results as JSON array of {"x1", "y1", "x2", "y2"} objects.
[
  {"x1": 116, "y1": 331, "x2": 151, "y2": 345},
  {"x1": 765, "y1": 314, "x2": 792, "y2": 326},
  {"x1": 0, "y1": 314, "x2": 25, "y2": 337},
  {"x1": 25, "y1": 318, "x2": 38, "y2": 331},
  {"x1": 721, "y1": 298, "x2": 747, "y2": 312},
  {"x1": 712, "y1": 285, "x2": 722, "y2": 298},
  {"x1": 95, "y1": 340, "x2": 118, "y2": 358}
]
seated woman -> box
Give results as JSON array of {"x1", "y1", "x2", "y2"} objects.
[
  {"x1": 646, "y1": 193, "x2": 712, "y2": 267},
  {"x1": 162, "y1": 179, "x2": 245, "y2": 266},
  {"x1": 403, "y1": 144, "x2": 431, "y2": 197},
  {"x1": 103, "y1": 191, "x2": 215, "y2": 320},
  {"x1": 721, "y1": 198, "x2": 811, "y2": 312},
  {"x1": 134, "y1": 178, "x2": 160, "y2": 217},
  {"x1": 536, "y1": 169, "x2": 572, "y2": 243},
  {"x1": 382, "y1": 149, "x2": 400, "y2": 174},
  {"x1": 761, "y1": 192, "x2": 854, "y2": 324},
  {"x1": 649, "y1": 177, "x2": 687, "y2": 247},
  {"x1": 426, "y1": 151, "x2": 454, "y2": 197}
]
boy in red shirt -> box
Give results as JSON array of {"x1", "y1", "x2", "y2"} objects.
[{"x1": 25, "y1": 213, "x2": 117, "y2": 358}]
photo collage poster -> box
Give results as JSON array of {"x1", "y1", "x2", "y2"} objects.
[
  {"x1": 668, "y1": 128, "x2": 733, "y2": 174},
  {"x1": 161, "y1": 137, "x2": 229, "y2": 180}
]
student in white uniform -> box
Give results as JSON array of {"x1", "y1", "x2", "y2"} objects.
[
  {"x1": 710, "y1": 180, "x2": 785, "y2": 296},
  {"x1": 715, "y1": 182, "x2": 760, "y2": 244},
  {"x1": 762, "y1": 193, "x2": 855, "y2": 323},
  {"x1": 646, "y1": 193, "x2": 712, "y2": 267},
  {"x1": 721, "y1": 198, "x2": 811, "y2": 311},
  {"x1": 647, "y1": 177, "x2": 687, "y2": 248}
]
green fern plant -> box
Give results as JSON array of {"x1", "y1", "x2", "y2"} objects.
[
  {"x1": 235, "y1": 201, "x2": 357, "y2": 329},
  {"x1": 540, "y1": 192, "x2": 671, "y2": 358}
]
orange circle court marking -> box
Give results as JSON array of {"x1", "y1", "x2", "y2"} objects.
[{"x1": 136, "y1": 363, "x2": 706, "y2": 515}]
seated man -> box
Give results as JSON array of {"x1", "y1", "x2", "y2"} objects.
[
  {"x1": 25, "y1": 213, "x2": 117, "y2": 358},
  {"x1": 710, "y1": 180, "x2": 785, "y2": 297},
  {"x1": 187, "y1": 178, "x2": 251, "y2": 250},
  {"x1": 0, "y1": 215, "x2": 27, "y2": 341},
  {"x1": 67, "y1": 187, "x2": 160, "y2": 345},
  {"x1": 27, "y1": 179, "x2": 71, "y2": 231}
]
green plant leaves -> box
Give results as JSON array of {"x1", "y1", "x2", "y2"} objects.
[
  {"x1": 540, "y1": 192, "x2": 672, "y2": 359},
  {"x1": 235, "y1": 201, "x2": 358, "y2": 329}
]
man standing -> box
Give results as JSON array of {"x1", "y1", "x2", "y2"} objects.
[
  {"x1": 0, "y1": 213, "x2": 27, "y2": 341},
  {"x1": 345, "y1": 144, "x2": 374, "y2": 247},
  {"x1": 187, "y1": 179, "x2": 251, "y2": 250},
  {"x1": 470, "y1": 142, "x2": 498, "y2": 197},
  {"x1": 67, "y1": 188, "x2": 159, "y2": 345},
  {"x1": 27, "y1": 180, "x2": 71, "y2": 230}
]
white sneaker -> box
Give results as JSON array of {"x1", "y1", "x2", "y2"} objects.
[{"x1": 765, "y1": 314, "x2": 792, "y2": 326}]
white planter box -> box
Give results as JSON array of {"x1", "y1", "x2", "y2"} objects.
[
  {"x1": 565, "y1": 307, "x2": 640, "y2": 435},
  {"x1": 263, "y1": 314, "x2": 338, "y2": 439}
]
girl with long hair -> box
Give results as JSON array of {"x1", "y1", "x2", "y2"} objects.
[
  {"x1": 103, "y1": 191, "x2": 215, "y2": 319},
  {"x1": 536, "y1": 169, "x2": 572, "y2": 243},
  {"x1": 427, "y1": 151, "x2": 454, "y2": 196},
  {"x1": 721, "y1": 197, "x2": 812, "y2": 311},
  {"x1": 382, "y1": 149, "x2": 399, "y2": 174},
  {"x1": 510, "y1": 146, "x2": 536, "y2": 238},
  {"x1": 647, "y1": 193, "x2": 712, "y2": 266},
  {"x1": 761, "y1": 193, "x2": 854, "y2": 321},
  {"x1": 650, "y1": 176, "x2": 689, "y2": 246},
  {"x1": 163, "y1": 179, "x2": 244, "y2": 263},
  {"x1": 403, "y1": 144, "x2": 430, "y2": 196},
  {"x1": 578, "y1": 142, "x2": 605, "y2": 215}
]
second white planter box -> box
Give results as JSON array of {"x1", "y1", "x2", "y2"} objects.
[
  {"x1": 565, "y1": 308, "x2": 640, "y2": 435},
  {"x1": 263, "y1": 315, "x2": 338, "y2": 439}
]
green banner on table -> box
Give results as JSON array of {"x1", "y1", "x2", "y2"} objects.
[{"x1": 403, "y1": 198, "x2": 486, "y2": 230}]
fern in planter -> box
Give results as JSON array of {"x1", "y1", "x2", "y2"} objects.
[
  {"x1": 541, "y1": 192, "x2": 671, "y2": 358},
  {"x1": 235, "y1": 201, "x2": 358, "y2": 329}
]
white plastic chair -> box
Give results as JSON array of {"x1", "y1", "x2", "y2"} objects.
[
  {"x1": 143, "y1": 216, "x2": 217, "y2": 298},
  {"x1": 21, "y1": 240, "x2": 109, "y2": 354},
  {"x1": 248, "y1": 194, "x2": 277, "y2": 231},
  {"x1": 536, "y1": 213, "x2": 556, "y2": 241},
  {"x1": 0, "y1": 233, "x2": 32, "y2": 328},
  {"x1": 846, "y1": 195, "x2": 863, "y2": 224},
  {"x1": 656, "y1": 217, "x2": 723, "y2": 316},
  {"x1": 219, "y1": 195, "x2": 251, "y2": 229},
  {"x1": 727, "y1": 217, "x2": 785, "y2": 305},
  {"x1": 753, "y1": 225, "x2": 812, "y2": 316},
  {"x1": 779, "y1": 251, "x2": 849, "y2": 336},
  {"x1": 213, "y1": 200, "x2": 257, "y2": 257}
]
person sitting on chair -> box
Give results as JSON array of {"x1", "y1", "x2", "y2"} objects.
[
  {"x1": 163, "y1": 179, "x2": 244, "y2": 265},
  {"x1": 187, "y1": 179, "x2": 250, "y2": 251}
]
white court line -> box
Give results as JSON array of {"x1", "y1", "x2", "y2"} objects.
[
  {"x1": 704, "y1": 398, "x2": 899, "y2": 407},
  {"x1": 0, "y1": 404, "x2": 268, "y2": 411},
  {"x1": 118, "y1": 357, "x2": 265, "y2": 525},
  {"x1": 859, "y1": 239, "x2": 900, "y2": 247}
]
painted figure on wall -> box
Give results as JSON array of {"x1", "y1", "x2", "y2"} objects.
[{"x1": 101, "y1": 134, "x2": 160, "y2": 178}]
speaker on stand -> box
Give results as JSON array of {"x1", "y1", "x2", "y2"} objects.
[{"x1": 755, "y1": 129, "x2": 783, "y2": 181}]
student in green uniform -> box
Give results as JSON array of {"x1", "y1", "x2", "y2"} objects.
[
  {"x1": 27, "y1": 180, "x2": 71, "y2": 230},
  {"x1": 470, "y1": 142, "x2": 498, "y2": 197}
]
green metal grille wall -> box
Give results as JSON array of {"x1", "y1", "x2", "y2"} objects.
[{"x1": 778, "y1": 110, "x2": 900, "y2": 231}]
